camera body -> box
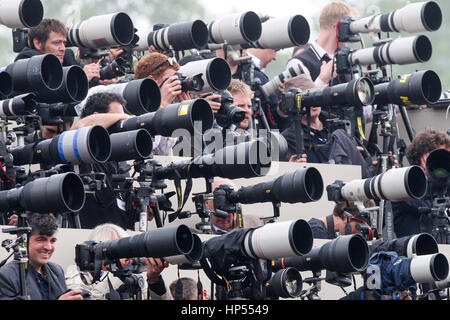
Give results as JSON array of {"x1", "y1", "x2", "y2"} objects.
[
  {"x1": 174, "y1": 72, "x2": 204, "y2": 92},
  {"x1": 213, "y1": 90, "x2": 246, "y2": 128}
]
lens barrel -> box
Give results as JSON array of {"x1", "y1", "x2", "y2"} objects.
[
  {"x1": 6, "y1": 54, "x2": 63, "y2": 95},
  {"x1": 179, "y1": 58, "x2": 232, "y2": 94},
  {"x1": 340, "y1": 166, "x2": 427, "y2": 202},
  {"x1": 109, "y1": 98, "x2": 214, "y2": 137},
  {"x1": 0, "y1": 93, "x2": 37, "y2": 116},
  {"x1": 67, "y1": 12, "x2": 135, "y2": 49},
  {"x1": 38, "y1": 65, "x2": 89, "y2": 103},
  {"x1": 301, "y1": 77, "x2": 375, "y2": 108},
  {"x1": 10, "y1": 125, "x2": 112, "y2": 166},
  {"x1": 374, "y1": 70, "x2": 442, "y2": 106},
  {"x1": 147, "y1": 20, "x2": 209, "y2": 51},
  {"x1": 0, "y1": 172, "x2": 86, "y2": 213},
  {"x1": 273, "y1": 234, "x2": 370, "y2": 274},
  {"x1": 109, "y1": 129, "x2": 153, "y2": 162},
  {"x1": 410, "y1": 253, "x2": 449, "y2": 283},
  {"x1": 242, "y1": 219, "x2": 314, "y2": 260},
  {"x1": 228, "y1": 167, "x2": 323, "y2": 205},
  {"x1": 262, "y1": 63, "x2": 304, "y2": 97},
  {"x1": 247, "y1": 15, "x2": 310, "y2": 50},
  {"x1": 350, "y1": 35, "x2": 432, "y2": 66},
  {"x1": 0, "y1": 71, "x2": 13, "y2": 99},
  {"x1": 349, "y1": 1, "x2": 442, "y2": 34},
  {"x1": 266, "y1": 268, "x2": 303, "y2": 298},
  {"x1": 164, "y1": 233, "x2": 204, "y2": 265},
  {"x1": 100, "y1": 224, "x2": 194, "y2": 259},
  {"x1": 0, "y1": 0, "x2": 43, "y2": 28},
  {"x1": 208, "y1": 11, "x2": 262, "y2": 45},
  {"x1": 426, "y1": 149, "x2": 450, "y2": 188}
]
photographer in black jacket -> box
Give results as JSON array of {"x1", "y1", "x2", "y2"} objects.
[{"x1": 71, "y1": 92, "x2": 153, "y2": 230}]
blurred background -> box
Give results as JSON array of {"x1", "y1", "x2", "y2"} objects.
[{"x1": 0, "y1": 0, "x2": 449, "y2": 88}]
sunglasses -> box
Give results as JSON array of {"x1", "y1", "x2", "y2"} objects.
[{"x1": 149, "y1": 57, "x2": 175, "y2": 74}]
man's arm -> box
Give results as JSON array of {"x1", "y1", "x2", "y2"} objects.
[{"x1": 70, "y1": 113, "x2": 132, "y2": 130}]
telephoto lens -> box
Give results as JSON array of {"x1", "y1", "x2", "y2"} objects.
[
  {"x1": 153, "y1": 139, "x2": 272, "y2": 180},
  {"x1": 6, "y1": 53, "x2": 63, "y2": 95},
  {"x1": 369, "y1": 233, "x2": 439, "y2": 257},
  {"x1": 0, "y1": 172, "x2": 86, "y2": 214},
  {"x1": 288, "y1": 77, "x2": 375, "y2": 109},
  {"x1": 67, "y1": 12, "x2": 135, "y2": 49},
  {"x1": 0, "y1": 71, "x2": 13, "y2": 99},
  {"x1": 92, "y1": 224, "x2": 193, "y2": 260},
  {"x1": 261, "y1": 63, "x2": 304, "y2": 97},
  {"x1": 178, "y1": 58, "x2": 232, "y2": 94},
  {"x1": 164, "y1": 233, "x2": 203, "y2": 265},
  {"x1": 426, "y1": 148, "x2": 450, "y2": 188},
  {"x1": 145, "y1": 20, "x2": 209, "y2": 51},
  {"x1": 208, "y1": 11, "x2": 262, "y2": 45},
  {"x1": 37, "y1": 65, "x2": 89, "y2": 104},
  {"x1": 83, "y1": 78, "x2": 162, "y2": 115},
  {"x1": 373, "y1": 70, "x2": 442, "y2": 106},
  {"x1": 266, "y1": 268, "x2": 303, "y2": 299},
  {"x1": 348, "y1": 1, "x2": 442, "y2": 34},
  {"x1": 349, "y1": 35, "x2": 433, "y2": 66},
  {"x1": 225, "y1": 167, "x2": 324, "y2": 205},
  {"x1": 0, "y1": 93, "x2": 37, "y2": 116},
  {"x1": 9, "y1": 125, "x2": 112, "y2": 166},
  {"x1": 0, "y1": 0, "x2": 43, "y2": 28},
  {"x1": 337, "y1": 166, "x2": 427, "y2": 202},
  {"x1": 242, "y1": 219, "x2": 314, "y2": 260},
  {"x1": 272, "y1": 234, "x2": 370, "y2": 274},
  {"x1": 109, "y1": 98, "x2": 214, "y2": 137},
  {"x1": 108, "y1": 129, "x2": 153, "y2": 162},
  {"x1": 246, "y1": 14, "x2": 310, "y2": 50}
]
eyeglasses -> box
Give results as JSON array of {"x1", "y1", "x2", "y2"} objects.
[{"x1": 149, "y1": 57, "x2": 175, "y2": 74}]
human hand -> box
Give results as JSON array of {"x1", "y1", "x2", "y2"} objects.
[
  {"x1": 177, "y1": 91, "x2": 192, "y2": 103},
  {"x1": 99, "y1": 79, "x2": 120, "y2": 85},
  {"x1": 318, "y1": 60, "x2": 335, "y2": 84},
  {"x1": 160, "y1": 75, "x2": 182, "y2": 107},
  {"x1": 7, "y1": 214, "x2": 18, "y2": 226},
  {"x1": 202, "y1": 94, "x2": 222, "y2": 114},
  {"x1": 108, "y1": 48, "x2": 124, "y2": 60},
  {"x1": 83, "y1": 62, "x2": 101, "y2": 82},
  {"x1": 289, "y1": 153, "x2": 308, "y2": 163},
  {"x1": 145, "y1": 257, "x2": 169, "y2": 284},
  {"x1": 58, "y1": 289, "x2": 84, "y2": 300}
]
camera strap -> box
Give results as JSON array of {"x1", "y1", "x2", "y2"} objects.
[{"x1": 168, "y1": 175, "x2": 193, "y2": 223}]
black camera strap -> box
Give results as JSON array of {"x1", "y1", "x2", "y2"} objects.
[{"x1": 168, "y1": 169, "x2": 193, "y2": 223}]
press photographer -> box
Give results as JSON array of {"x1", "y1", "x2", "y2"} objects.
[
  {"x1": 71, "y1": 92, "x2": 153, "y2": 230},
  {"x1": 13, "y1": 18, "x2": 111, "y2": 84},
  {"x1": 66, "y1": 223, "x2": 172, "y2": 300},
  {"x1": 0, "y1": 213, "x2": 84, "y2": 300},
  {"x1": 392, "y1": 129, "x2": 450, "y2": 241}
]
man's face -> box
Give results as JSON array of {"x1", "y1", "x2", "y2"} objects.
[
  {"x1": 28, "y1": 232, "x2": 56, "y2": 271},
  {"x1": 153, "y1": 67, "x2": 177, "y2": 86},
  {"x1": 42, "y1": 121, "x2": 72, "y2": 139},
  {"x1": 260, "y1": 49, "x2": 277, "y2": 69},
  {"x1": 232, "y1": 91, "x2": 252, "y2": 130},
  {"x1": 211, "y1": 212, "x2": 236, "y2": 233},
  {"x1": 34, "y1": 31, "x2": 67, "y2": 63}
]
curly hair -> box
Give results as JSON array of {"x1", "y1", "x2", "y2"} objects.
[
  {"x1": 134, "y1": 52, "x2": 179, "y2": 80},
  {"x1": 406, "y1": 129, "x2": 450, "y2": 166}
]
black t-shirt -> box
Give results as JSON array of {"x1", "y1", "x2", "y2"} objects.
[{"x1": 281, "y1": 122, "x2": 329, "y2": 162}]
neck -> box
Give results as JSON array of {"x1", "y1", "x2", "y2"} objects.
[
  {"x1": 302, "y1": 115, "x2": 322, "y2": 130},
  {"x1": 31, "y1": 262, "x2": 44, "y2": 275},
  {"x1": 316, "y1": 30, "x2": 338, "y2": 56}
]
